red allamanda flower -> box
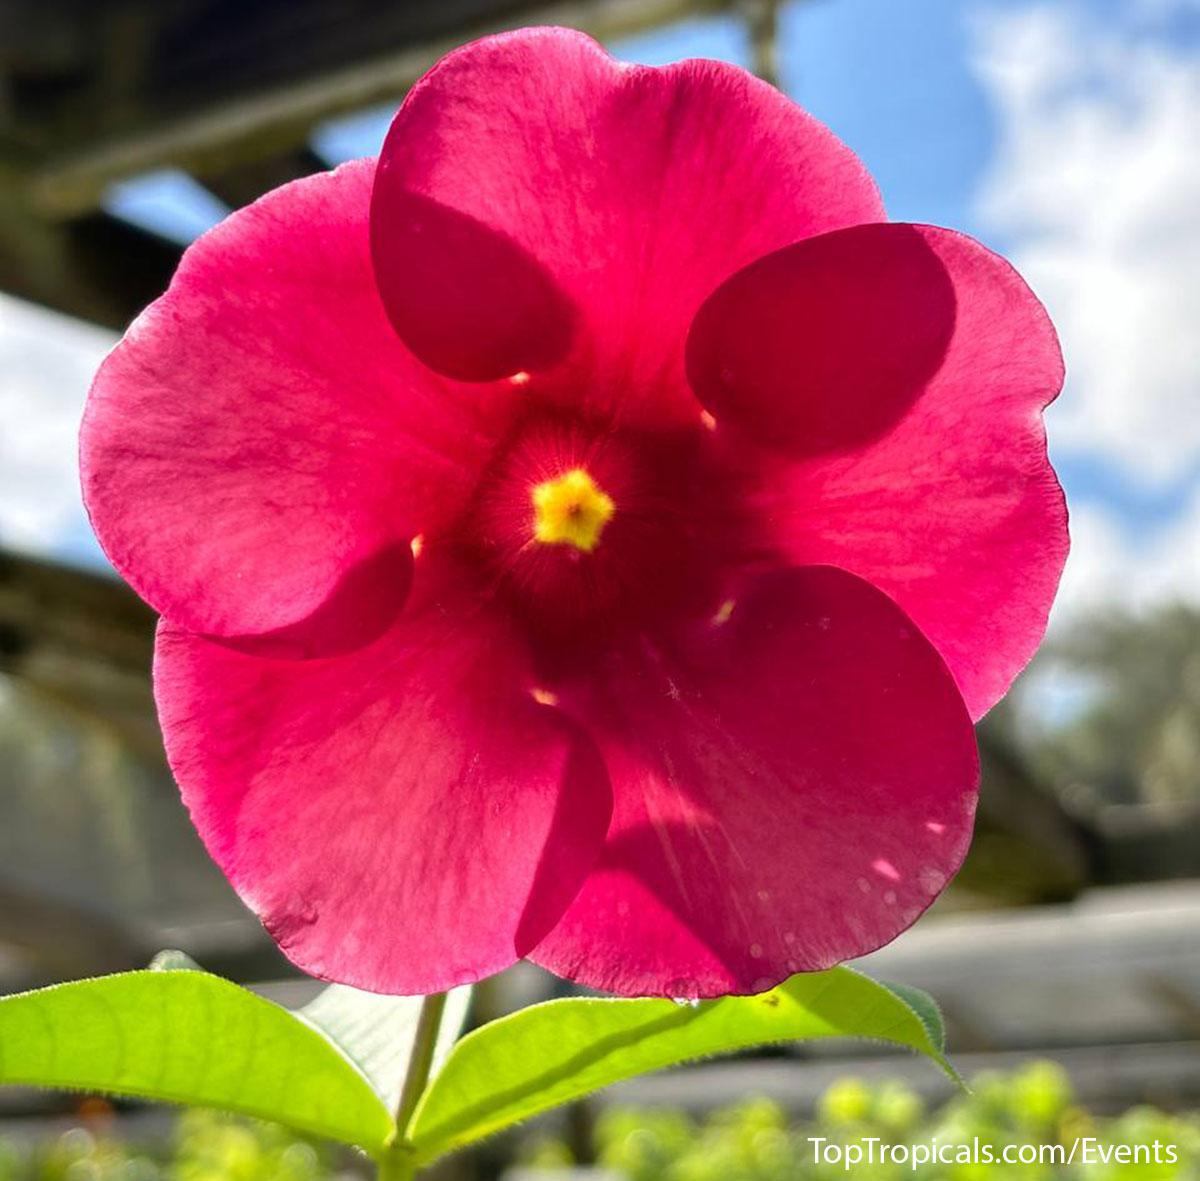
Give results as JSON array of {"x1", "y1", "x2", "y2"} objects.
[{"x1": 80, "y1": 28, "x2": 1067, "y2": 998}]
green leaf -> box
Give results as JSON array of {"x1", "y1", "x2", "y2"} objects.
[
  {"x1": 880, "y1": 979, "x2": 946, "y2": 1052},
  {"x1": 409, "y1": 966, "x2": 954, "y2": 1164},
  {"x1": 0, "y1": 970, "x2": 393, "y2": 1154},
  {"x1": 299, "y1": 983, "x2": 472, "y2": 1111}
]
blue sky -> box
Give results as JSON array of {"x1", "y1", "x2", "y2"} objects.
[{"x1": 4, "y1": 0, "x2": 1198, "y2": 622}]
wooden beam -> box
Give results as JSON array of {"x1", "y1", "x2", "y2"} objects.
[
  {"x1": 0, "y1": 552, "x2": 155, "y2": 679},
  {"x1": 25, "y1": 0, "x2": 721, "y2": 219},
  {"x1": 739, "y1": 0, "x2": 780, "y2": 89},
  {"x1": 0, "y1": 207, "x2": 180, "y2": 329},
  {"x1": 200, "y1": 147, "x2": 328, "y2": 210}
]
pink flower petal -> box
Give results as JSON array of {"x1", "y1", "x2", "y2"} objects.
[
  {"x1": 154, "y1": 559, "x2": 613, "y2": 994},
  {"x1": 686, "y1": 224, "x2": 956, "y2": 456},
  {"x1": 713, "y1": 224, "x2": 1067, "y2": 719},
  {"x1": 82, "y1": 158, "x2": 519, "y2": 656},
  {"x1": 371, "y1": 27, "x2": 883, "y2": 420},
  {"x1": 530, "y1": 565, "x2": 978, "y2": 998},
  {"x1": 370, "y1": 188, "x2": 576, "y2": 384}
]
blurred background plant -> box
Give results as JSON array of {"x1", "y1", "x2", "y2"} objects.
[
  {"x1": 6, "y1": 1065, "x2": 1199, "y2": 1181},
  {"x1": 1009, "y1": 607, "x2": 1200, "y2": 811},
  {"x1": 0, "y1": 1110, "x2": 340, "y2": 1181},
  {"x1": 519, "y1": 1064, "x2": 1200, "y2": 1181}
]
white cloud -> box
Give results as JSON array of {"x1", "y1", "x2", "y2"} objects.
[
  {"x1": 971, "y1": 3, "x2": 1200, "y2": 488},
  {"x1": 0, "y1": 295, "x2": 114, "y2": 555},
  {"x1": 1052, "y1": 490, "x2": 1200, "y2": 622}
]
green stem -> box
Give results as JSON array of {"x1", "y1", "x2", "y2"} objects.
[
  {"x1": 378, "y1": 991, "x2": 448, "y2": 1181},
  {"x1": 377, "y1": 1151, "x2": 417, "y2": 1181}
]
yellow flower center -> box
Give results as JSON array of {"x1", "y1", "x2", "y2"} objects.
[{"x1": 531, "y1": 468, "x2": 615, "y2": 553}]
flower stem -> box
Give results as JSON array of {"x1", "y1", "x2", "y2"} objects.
[
  {"x1": 377, "y1": 1151, "x2": 416, "y2": 1181},
  {"x1": 378, "y1": 991, "x2": 449, "y2": 1181}
]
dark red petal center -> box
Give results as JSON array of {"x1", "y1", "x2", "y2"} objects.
[{"x1": 431, "y1": 406, "x2": 747, "y2": 649}]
